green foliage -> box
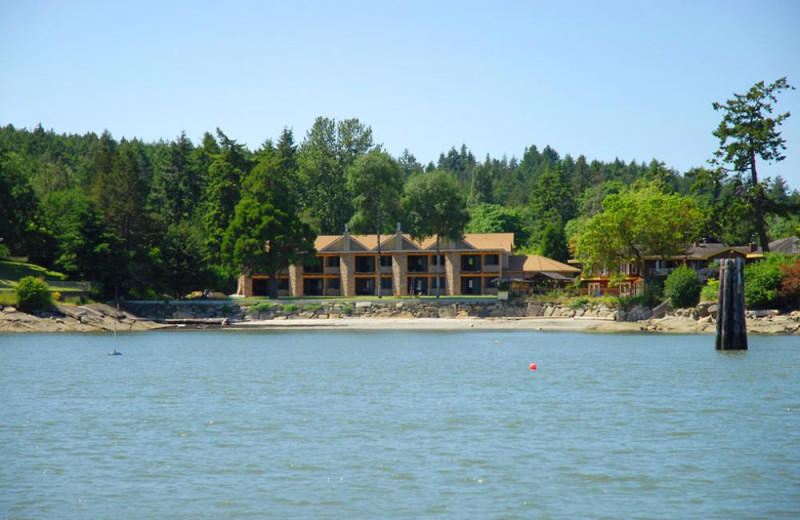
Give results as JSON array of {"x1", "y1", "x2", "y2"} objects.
[
  {"x1": 222, "y1": 150, "x2": 316, "y2": 298},
  {"x1": 701, "y1": 279, "x2": 719, "y2": 302},
  {"x1": 664, "y1": 266, "x2": 701, "y2": 308},
  {"x1": 744, "y1": 254, "x2": 794, "y2": 307},
  {"x1": 467, "y1": 204, "x2": 532, "y2": 246},
  {"x1": 347, "y1": 149, "x2": 403, "y2": 235},
  {"x1": 282, "y1": 303, "x2": 298, "y2": 313},
  {"x1": 402, "y1": 170, "x2": 469, "y2": 245},
  {"x1": 711, "y1": 77, "x2": 795, "y2": 252},
  {"x1": 577, "y1": 182, "x2": 701, "y2": 273},
  {"x1": 248, "y1": 302, "x2": 273, "y2": 314},
  {"x1": 342, "y1": 304, "x2": 353, "y2": 315},
  {"x1": 297, "y1": 117, "x2": 374, "y2": 233},
  {"x1": 301, "y1": 303, "x2": 322, "y2": 312},
  {"x1": 15, "y1": 276, "x2": 53, "y2": 312},
  {"x1": 0, "y1": 244, "x2": 9, "y2": 260}
]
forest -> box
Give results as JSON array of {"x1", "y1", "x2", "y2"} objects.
[{"x1": 1, "y1": 81, "x2": 798, "y2": 299}]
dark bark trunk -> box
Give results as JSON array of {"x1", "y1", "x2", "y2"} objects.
[
  {"x1": 750, "y1": 151, "x2": 770, "y2": 252},
  {"x1": 268, "y1": 271, "x2": 278, "y2": 299}
]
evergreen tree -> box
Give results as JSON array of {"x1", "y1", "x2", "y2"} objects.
[
  {"x1": 223, "y1": 151, "x2": 316, "y2": 298},
  {"x1": 711, "y1": 77, "x2": 795, "y2": 251}
]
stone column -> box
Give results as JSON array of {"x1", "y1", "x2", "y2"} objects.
[
  {"x1": 340, "y1": 254, "x2": 355, "y2": 297},
  {"x1": 392, "y1": 253, "x2": 407, "y2": 296},
  {"x1": 289, "y1": 264, "x2": 303, "y2": 297},
  {"x1": 237, "y1": 272, "x2": 253, "y2": 297},
  {"x1": 446, "y1": 252, "x2": 460, "y2": 296}
]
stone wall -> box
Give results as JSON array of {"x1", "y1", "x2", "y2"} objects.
[{"x1": 120, "y1": 299, "x2": 622, "y2": 321}]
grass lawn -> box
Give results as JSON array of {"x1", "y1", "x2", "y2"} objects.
[{"x1": 0, "y1": 260, "x2": 67, "y2": 289}]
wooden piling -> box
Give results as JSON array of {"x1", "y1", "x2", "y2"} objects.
[{"x1": 715, "y1": 258, "x2": 748, "y2": 350}]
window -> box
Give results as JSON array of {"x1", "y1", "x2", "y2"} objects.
[
  {"x1": 461, "y1": 255, "x2": 481, "y2": 272},
  {"x1": 277, "y1": 277, "x2": 289, "y2": 291},
  {"x1": 408, "y1": 255, "x2": 428, "y2": 273},
  {"x1": 303, "y1": 278, "x2": 323, "y2": 296},
  {"x1": 461, "y1": 276, "x2": 482, "y2": 294},
  {"x1": 304, "y1": 258, "x2": 323, "y2": 274},
  {"x1": 326, "y1": 256, "x2": 340, "y2": 268},
  {"x1": 355, "y1": 277, "x2": 374, "y2": 295},
  {"x1": 252, "y1": 278, "x2": 268, "y2": 296},
  {"x1": 380, "y1": 276, "x2": 392, "y2": 290},
  {"x1": 327, "y1": 278, "x2": 340, "y2": 290},
  {"x1": 380, "y1": 255, "x2": 392, "y2": 267},
  {"x1": 484, "y1": 254, "x2": 499, "y2": 266},
  {"x1": 355, "y1": 256, "x2": 375, "y2": 273}
]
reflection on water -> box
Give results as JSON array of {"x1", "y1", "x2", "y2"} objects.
[{"x1": 1, "y1": 331, "x2": 798, "y2": 519}]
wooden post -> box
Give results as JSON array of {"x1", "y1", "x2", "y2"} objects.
[{"x1": 715, "y1": 258, "x2": 748, "y2": 350}]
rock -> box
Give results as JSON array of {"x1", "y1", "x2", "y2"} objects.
[{"x1": 355, "y1": 302, "x2": 372, "y2": 309}]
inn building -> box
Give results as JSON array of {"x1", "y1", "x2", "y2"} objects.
[{"x1": 238, "y1": 231, "x2": 519, "y2": 298}]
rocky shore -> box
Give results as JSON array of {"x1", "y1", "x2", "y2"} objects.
[{"x1": 1, "y1": 299, "x2": 798, "y2": 335}]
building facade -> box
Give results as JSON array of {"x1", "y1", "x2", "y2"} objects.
[{"x1": 238, "y1": 232, "x2": 516, "y2": 298}]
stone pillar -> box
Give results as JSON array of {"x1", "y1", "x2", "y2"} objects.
[
  {"x1": 340, "y1": 254, "x2": 355, "y2": 297},
  {"x1": 446, "y1": 252, "x2": 460, "y2": 296},
  {"x1": 392, "y1": 253, "x2": 407, "y2": 296},
  {"x1": 237, "y1": 272, "x2": 253, "y2": 297},
  {"x1": 289, "y1": 264, "x2": 303, "y2": 297}
]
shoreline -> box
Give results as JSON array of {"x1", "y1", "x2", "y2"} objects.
[{"x1": 1, "y1": 304, "x2": 798, "y2": 335}]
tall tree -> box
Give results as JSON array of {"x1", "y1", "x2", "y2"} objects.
[
  {"x1": 223, "y1": 151, "x2": 316, "y2": 298},
  {"x1": 347, "y1": 149, "x2": 403, "y2": 296},
  {"x1": 297, "y1": 117, "x2": 375, "y2": 233},
  {"x1": 711, "y1": 77, "x2": 795, "y2": 252},
  {"x1": 0, "y1": 151, "x2": 38, "y2": 255},
  {"x1": 402, "y1": 170, "x2": 469, "y2": 297}
]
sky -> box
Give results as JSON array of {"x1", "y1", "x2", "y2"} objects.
[{"x1": 2, "y1": 0, "x2": 799, "y2": 189}]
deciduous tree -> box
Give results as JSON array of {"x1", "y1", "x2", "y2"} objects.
[{"x1": 402, "y1": 171, "x2": 469, "y2": 297}]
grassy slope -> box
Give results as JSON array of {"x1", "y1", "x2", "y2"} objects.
[{"x1": 0, "y1": 260, "x2": 67, "y2": 289}]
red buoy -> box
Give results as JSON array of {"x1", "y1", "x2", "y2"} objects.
[{"x1": 529, "y1": 363, "x2": 537, "y2": 370}]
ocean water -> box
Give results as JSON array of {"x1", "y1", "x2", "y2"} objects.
[{"x1": 1, "y1": 330, "x2": 798, "y2": 519}]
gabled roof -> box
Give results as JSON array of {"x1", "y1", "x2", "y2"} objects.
[
  {"x1": 768, "y1": 236, "x2": 800, "y2": 255},
  {"x1": 507, "y1": 255, "x2": 580, "y2": 274},
  {"x1": 313, "y1": 232, "x2": 515, "y2": 253}
]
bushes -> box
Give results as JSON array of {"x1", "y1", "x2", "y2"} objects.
[
  {"x1": 744, "y1": 254, "x2": 794, "y2": 308},
  {"x1": 664, "y1": 266, "x2": 701, "y2": 308},
  {"x1": 778, "y1": 261, "x2": 800, "y2": 309},
  {"x1": 15, "y1": 276, "x2": 53, "y2": 312},
  {"x1": 701, "y1": 279, "x2": 719, "y2": 302}
]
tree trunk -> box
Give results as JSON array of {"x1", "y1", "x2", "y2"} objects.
[
  {"x1": 376, "y1": 208, "x2": 382, "y2": 298},
  {"x1": 750, "y1": 151, "x2": 770, "y2": 252},
  {"x1": 268, "y1": 271, "x2": 278, "y2": 299}
]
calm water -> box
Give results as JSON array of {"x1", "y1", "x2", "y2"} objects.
[{"x1": 1, "y1": 330, "x2": 798, "y2": 519}]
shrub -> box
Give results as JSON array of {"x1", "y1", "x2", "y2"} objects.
[
  {"x1": 744, "y1": 254, "x2": 793, "y2": 308},
  {"x1": 302, "y1": 303, "x2": 322, "y2": 312},
  {"x1": 282, "y1": 303, "x2": 298, "y2": 313},
  {"x1": 664, "y1": 266, "x2": 701, "y2": 308},
  {"x1": 15, "y1": 277, "x2": 54, "y2": 312},
  {"x1": 0, "y1": 244, "x2": 9, "y2": 260},
  {"x1": 342, "y1": 304, "x2": 353, "y2": 315},
  {"x1": 701, "y1": 279, "x2": 719, "y2": 302},
  {"x1": 249, "y1": 302, "x2": 273, "y2": 314},
  {"x1": 777, "y1": 260, "x2": 800, "y2": 309}
]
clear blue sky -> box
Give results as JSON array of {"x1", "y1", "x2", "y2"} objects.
[{"x1": 2, "y1": 0, "x2": 799, "y2": 188}]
